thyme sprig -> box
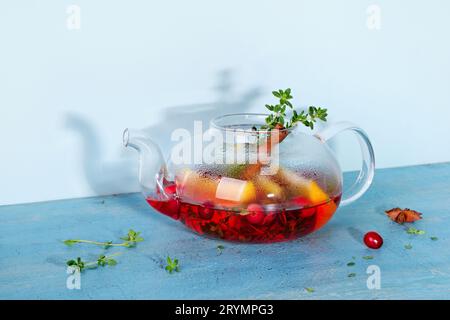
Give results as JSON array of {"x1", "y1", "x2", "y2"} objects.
[
  {"x1": 64, "y1": 229, "x2": 144, "y2": 248},
  {"x1": 66, "y1": 253, "x2": 121, "y2": 272},
  {"x1": 261, "y1": 88, "x2": 328, "y2": 130}
]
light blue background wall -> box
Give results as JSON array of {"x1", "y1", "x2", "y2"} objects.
[{"x1": 1, "y1": 0, "x2": 449, "y2": 205}]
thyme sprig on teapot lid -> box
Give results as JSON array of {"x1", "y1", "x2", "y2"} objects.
[{"x1": 260, "y1": 88, "x2": 328, "y2": 130}]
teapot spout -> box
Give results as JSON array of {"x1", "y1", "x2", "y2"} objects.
[{"x1": 123, "y1": 128, "x2": 168, "y2": 199}]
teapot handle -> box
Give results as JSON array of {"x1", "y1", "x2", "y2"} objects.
[{"x1": 315, "y1": 122, "x2": 375, "y2": 206}]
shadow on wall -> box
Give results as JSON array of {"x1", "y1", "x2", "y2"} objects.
[
  {"x1": 65, "y1": 114, "x2": 138, "y2": 196},
  {"x1": 65, "y1": 69, "x2": 262, "y2": 196},
  {"x1": 139, "y1": 70, "x2": 262, "y2": 156}
]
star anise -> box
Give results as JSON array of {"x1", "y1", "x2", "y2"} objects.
[{"x1": 385, "y1": 208, "x2": 422, "y2": 224}]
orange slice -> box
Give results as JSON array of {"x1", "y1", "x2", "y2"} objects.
[
  {"x1": 315, "y1": 201, "x2": 337, "y2": 230},
  {"x1": 305, "y1": 180, "x2": 329, "y2": 204},
  {"x1": 176, "y1": 169, "x2": 218, "y2": 202},
  {"x1": 276, "y1": 168, "x2": 328, "y2": 203},
  {"x1": 177, "y1": 169, "x2": 257, "y2": 205}
]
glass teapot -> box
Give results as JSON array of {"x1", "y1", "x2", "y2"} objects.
[{"x1": 123, "y1": 114, "x2": 375, "y2": 243}]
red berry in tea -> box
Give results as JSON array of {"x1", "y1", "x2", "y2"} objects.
[
  {"x1": 291, "y1": 196, "x2": 315, "y2": 218},
  {"x1": 364, "y1": 231, "x2": 383, "y2": 249},
  {"x1": 262, "y1": 212, "x2": 277, "y2": 225},
  {"x1": 292, "y1": 196, "x2": 310, "y2": 207},
  {"x1": 164, "y1": 184, "x2": 177, "y2": 195},
  {"x1": 246, "y1": 204, "x2": 265, "y2": 225}
]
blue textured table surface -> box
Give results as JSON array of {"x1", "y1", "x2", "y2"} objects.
[{"x1": 1, "y1": 163, "x2": 450, "y2": 300}]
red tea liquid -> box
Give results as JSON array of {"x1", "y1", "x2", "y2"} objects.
[{"x1": 147, "y1": 184, "x2": 341, "y2": 243}]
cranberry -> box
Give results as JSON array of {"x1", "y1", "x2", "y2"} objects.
[
  {"x1": 277, "y1": 211, "x2": 287, "y2": 225},
  {"x1": 164, "y1": 184, "x2": 177, "y2": 195},
  {"x1": 199, "y1": 206, "x2": 213, "y2": 220},
  {"x1": 263, "y1": 212, "x2": 276, "y2": 225},
  {"x1": 292, "y1": 197, "x2": 315, "y2": 218},
  {"x1": 199, "y1": 202, "x2": 214, "y2": 219},
  {"x1": 364, "y1": 231, "x2": 383, "y2": 249},
  {"x1": 246, "y1": 204, "x2": 265, "y2": 225},
  {"x1": 292, "y1": 196, "x2": 311, "y2": 208},
  {"x1": 300, "y1": 207, "x2": 316, "y2": 218}
]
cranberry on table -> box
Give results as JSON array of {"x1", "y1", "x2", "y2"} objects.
[{"x1": 364, "y1": 231, "x2": 383, "y2": 249}]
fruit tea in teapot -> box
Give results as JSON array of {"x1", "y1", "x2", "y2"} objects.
[{"x1": 124, "y1": 89, "x2": 375, "y2": 243}]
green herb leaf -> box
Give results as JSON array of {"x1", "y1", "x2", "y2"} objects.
[
  {"x1": 216, "y1": 245, "x2": 225, "y2": 255},
  {"x1": 347, "y1": 262, "x2": 355, "y2": 267},
  {"x1": 66, "y1": 257, "x2": 86, "y2": 272},
  {"x1": 430, "y1": 236, "x2": 438, "y2": 241},
  {"x1": 63, "y1": 240, "x2": 77, "y2": 246},
  {"x1": 348, "y1": 273, "x2": 356, "y2": 278},
  {"x1": 362, "y1": 256, "x2": 374, "y2": 260},
  {"x1": 97, "y1": 254, "x2": 120, "y2": 268},
  {"x1": 107, "y1": 258, "x2": 117, "y2": 266},
  {"x1": 305, "y1": 287, "x2": 315, "y2": 293},
  {"x1": 66, "y1": 259, "x2": 76, "y2": 266},
  {"x1": 404, "y1": 244, "x2": 413, "y2": 250},
  {"x1": 406, "y1": 227, "x2": 426, "y2": 235},
  {"x1": 120, "y1": 229, "x2": 144, "y2": 247},
  {"x1": 165, "y1": 256, "x2": 180, "y2": 274},
  {"x1": 104, "y1": 241, "x2": 113, "y2": 249}
]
